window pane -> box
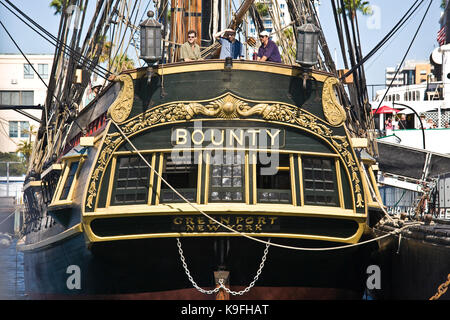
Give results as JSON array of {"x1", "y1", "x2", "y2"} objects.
[
  {"x1": 209, "y1": 152, "x2": 245, "y2": 203},
  {"x1": 21, "y1": 91, "x2": 34, "y2": 105},
  {"x1": 11, "y1": 92, "x2": 19, "y2": 105},
  {"x1": 302, "y1": 157, "x2": 338, "y2": 206},
  {"x1": 160, "y1": 152, "x2": 198, "y2": 203},
  {"x1": 256, "y1": 153, "x2": 292, "y2": 204},
  {"x1": 24, "y1": 64, "x2": 34, "y2": 79},
  {"x1": 9, "y1": 121, "x2": 18, "y2": 138},
  {"x1": 60, "y1": 162, "x2": 79, "y2": 200},
  {"x1": 38, "y1": 64, "x2": 48, "y2": 79},
  {"x1": 113, "y1": 155, "x2": 151, "y2": 205},
  {"x1": 1, "y1": 91, "x2": 11, "y2": 104},
  {"x1": 20, "y1": 121, "x2": 29, "y2": 138}
]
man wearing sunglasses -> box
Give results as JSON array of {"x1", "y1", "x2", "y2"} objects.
[
  {"x1": 179, "y1": 30, "x2": 203, "y2": 62},
  {"x1": 214, "y1": 28, "x2": 244, "y2": 60},
  {"x1": 257, "y1": 30, "x2": 281, "y2": 63}
]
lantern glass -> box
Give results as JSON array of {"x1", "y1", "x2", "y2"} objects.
[
  {"x1": 296, "y1": 20, "x2": 320, "y2": 67},
  {"x1": 139, "y1": 11, "x2": 162, "y2": 64}
]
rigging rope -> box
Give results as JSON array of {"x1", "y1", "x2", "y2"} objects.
[
  {"x1": 372, "y1": 0, "x2": 432, "y2": 117},
  {"x1": 0, "y1": 0, "x2": 111, "y2": 79}
]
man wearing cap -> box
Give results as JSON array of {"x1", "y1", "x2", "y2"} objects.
[
  {"x1": 257, "y1": 30, "x2": 281, "y2": 63},
  {"x1": 214, "y1": 28, "x2": 244, "y2": 59}
]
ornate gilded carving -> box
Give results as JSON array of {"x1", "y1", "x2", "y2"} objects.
[
  {"x1": 107, "y1": 74, "x2": 134, "y2": 123},
  {"x1": 322, "y1": 77, "x2": 346, "y2": 127},
  {"x1": 85, "y1": 92, "x2": 364, "y2": 211}
]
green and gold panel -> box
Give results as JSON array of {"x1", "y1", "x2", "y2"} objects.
[{"x1": 84, "y1": 91, "x2": 364, "y2": 216}]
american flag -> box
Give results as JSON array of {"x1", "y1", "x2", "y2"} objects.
[{"x1": 437, "y1": 26, "x2": 446, "y2": 46}]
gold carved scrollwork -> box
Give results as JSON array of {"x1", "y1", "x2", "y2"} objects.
[
  {"x1": 86, "y1": 92, "x2": 364, "y2": 210},
  {"x1": 322, "y1": 77, "x2": 346, "y2": 127},
  {"x1": 107, "y1": 74, "x2": 134, "y2": 123}
]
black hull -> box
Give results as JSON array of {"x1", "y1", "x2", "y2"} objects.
[
  {"x1": 372, "y1": 222, "x2": 450, "y2": 300},
  {"x1": 23, "y1": 233, "x2": 375, "y2": 299}
]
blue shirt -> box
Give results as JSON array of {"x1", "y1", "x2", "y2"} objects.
[
  {"x1": 257, "y1": 39, "x2": 282, "y2": 63},
  {"x1": 218, "y1": 38, "x2": 243, "y2": 59}
]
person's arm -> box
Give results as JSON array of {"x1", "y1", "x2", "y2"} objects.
[{"x1": 214, "y1": 30, "x2": 226, "y2": 40}]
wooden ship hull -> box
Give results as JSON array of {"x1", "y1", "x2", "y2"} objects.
[
  {"x1": 370, "y1": 220, "x2": 450, "y2": 300},
  {"x1": 18, "y1": 60, "x2": 385, "y2": 299}
]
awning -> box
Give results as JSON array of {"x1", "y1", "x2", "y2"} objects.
[
  {"x1": 372, "y1": 105, "x2": 402, "y2": 114},
  {"x1": 377, "y1": 140, "x2": 450, "y2": 179}
]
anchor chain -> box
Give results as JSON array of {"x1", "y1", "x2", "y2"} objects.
[
  {"x1": 176, "y1": 238, "x2": 271, "y2": 296},
  {"x1": 429, "y1": 273, "x2": 450, "y2": 300}
]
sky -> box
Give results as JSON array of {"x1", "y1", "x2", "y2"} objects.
[{"x1": 0, "y1": 0, "x2": 444, "y2": 89}]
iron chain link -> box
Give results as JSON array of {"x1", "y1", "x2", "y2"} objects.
[{"x1": 177, "y1": 238, "x2": 271, "y2": 296}]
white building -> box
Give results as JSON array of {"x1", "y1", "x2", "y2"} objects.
[{"x1": 0, "y1": 54, "x2": 53, "y2": 154}]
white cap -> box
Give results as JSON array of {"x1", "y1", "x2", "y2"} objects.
[{"x1": 259, "y1": 31, "x2": 269, "y2": 37}]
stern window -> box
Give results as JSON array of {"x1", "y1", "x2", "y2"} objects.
[
  {"x1": 302, "y1": 157, "x2": 338, "y2": 206},
  {"x1": 209, "y1": 152, "x2": 245, "y2": 202},
  {"x1": 60, "y1": 161, "x2": 79, "y2": 200},
  {"x1": 256, "y1": 153, "x2": 292, "y2": 204},
  {"x1": 113, "y1": 155, "x2": 151, "y2": 205},
  {"x1": 160, "y1": 152, "x2": 198, "y2": 203}
]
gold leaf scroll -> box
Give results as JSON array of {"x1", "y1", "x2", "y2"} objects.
[
  {"x1": 322, "y1": 77, "x2": 346, "y2": 127},
  {"x1": 107, "y1": 74, "x2": 134, "y2": 123}
]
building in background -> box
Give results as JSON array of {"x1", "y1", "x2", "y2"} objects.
[
  {"x1": 385, "y1": 60, "x2": 433, "y2": 87},
  {"x1": 247, "y1": 0, "x2": 292, "y2": 58},
  {"x1": 0, "y1": 54, "x2": 53, "y2": 199},
  {"x1": 0, "y1": 54, "x2": 53, "y2": 154}
]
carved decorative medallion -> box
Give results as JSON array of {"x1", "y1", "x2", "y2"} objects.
[
  {"x1": 86, "y1": 92, "x2": 364, "y2": 211},
  {"x1": 107, "y1": 74, "x2": 134, "y2": 123},
  {"x1": 322, "y1": 77, "x2": 347, "y2": 127}
]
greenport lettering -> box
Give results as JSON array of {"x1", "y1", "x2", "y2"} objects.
[{"x1": 172, "y1": 215, "x2": 279, "y2": 233}]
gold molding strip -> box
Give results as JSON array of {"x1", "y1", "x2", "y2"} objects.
[
  {"x1": 17, "y1": 224, "x2": 83, "y2": 252},
  {"x1": 126, "y1": 62, "x2": 330, "y2": 82}
]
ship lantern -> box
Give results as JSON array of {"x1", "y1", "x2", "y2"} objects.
[
  {"x1": 139, "y1": 10, "x2": 162, "y2": 64},
  {"x1": 296, "y1": 17, "x2": 320, "y2": 67}
]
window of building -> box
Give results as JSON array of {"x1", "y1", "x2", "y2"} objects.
[
  {"x1": 160, "y1": 152, "x2": 198, "y2": 203},
  {"x1": 0, "y1": 91, "x2": 34, "y2": 105},
  {"x1": 9, "y1": 121, "x2": 18, "y2": 138},
  {"x1": 38, "y1": 64, "x2": 49, "y2": 79},
  {"x1": 60, "y1": 161, "x2": 79, "y2": 200},
  {"x1": 20, "y1": 121, "x2": 29, "y2": 138},
  {"x1": 302, "y1": 156, "x2": 338, "y2": 206},
  {"x1": 280, "y1": 3, "x2": 285, "y2": 9},
  {"x1": 23, "y1": 64, "x2": 34, "y2": 79},
  {"x1": 209, "y1": 152, "x2": 245, "y2": 202},
  {"x1": 256, "y1": 153, "x2": 292, "y2": 204},
  {"x1": 112, "y1": 155, "x2": 151, "y2": 205},
  {"x1": 8, "y1": 121, "x2": 30, "y2": 138}
]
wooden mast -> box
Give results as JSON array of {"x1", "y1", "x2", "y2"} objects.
[{"x1": 170, "y1": 0, "x2": 203, "y2": 62}]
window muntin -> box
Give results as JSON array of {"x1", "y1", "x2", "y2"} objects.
[
  {"x1": 112, "y1": 155, "x2": 151, "y2": 205},
  {"x1": 302, "y1": 156, "x2": 338, "y2": 206},
  {"x1": 60, "y1": 161, "x2": 79, "y2": 200},
  {"x1": 256, "y1": 153, "x2": 292, "y2": 204},
  {"x1": 209, "y1": 152, "x2": 245, "y2": 202},
  {"x1": 160, "y1": 152, "x2": 198, "y2": 203}
]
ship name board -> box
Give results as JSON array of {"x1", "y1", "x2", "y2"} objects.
[{"x1": 172, "y1": 128, "x2": 285, "y2": 148}]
